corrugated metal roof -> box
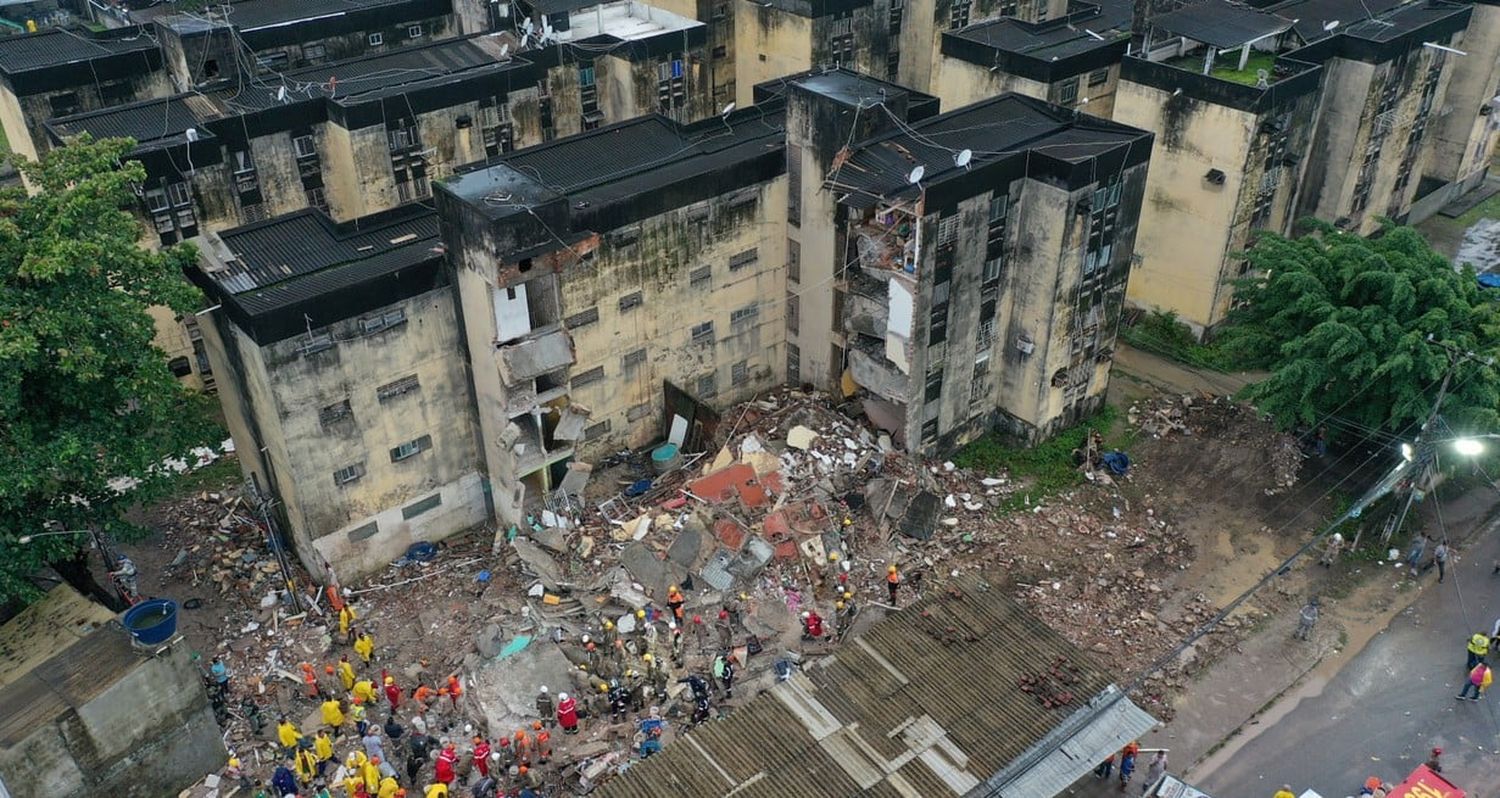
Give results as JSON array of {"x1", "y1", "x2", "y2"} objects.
[
  {"x1": 0, "y1": 28, "x2": 155, "y2": 73},
  {"x1": 596, "y1": 575, "x2": 1157, "y2": 798},
  {"x1": 1149, "y1": 1, "x2": 1292, "y2": 49},
  {"x1": 949, "y1": 0, "x2": 1132, "y2": 59},
  {"x1": 50, "y1": 94, "x2": 220, "y2": 144},
  {"x1": 0, "y1": 620, "x2": 141, "y2": 746},
  {"x1": 215, "y1": 208, "x2": 438, "y2": 294}
]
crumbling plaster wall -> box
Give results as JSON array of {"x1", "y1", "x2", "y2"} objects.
[
  {"x1": 1428, "y1": 3, "x2": 1500, "y2": 191},
  {"x1": 733, "y1": 1, "x2": 812, "y2": 107}
]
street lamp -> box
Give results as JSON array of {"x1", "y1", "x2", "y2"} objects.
[
  {"x1": 1454, "y1": 438, "x2": 1486, "y2": 456},
  {"x1": 17, "y1": 529, "x2": 93, "y2": 545}
]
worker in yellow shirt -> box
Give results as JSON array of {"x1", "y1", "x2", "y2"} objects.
[
  {"x1": 378, "y1": 774, "x2": 401, "y2": 798},
  {"x1": 321, "y1": 697, "x2": 346, "y2": 731},
  {"x1": 351, "y1": 696, "x2": 369, "y2": 735},
  {"x1": 353, "y1": 678, "x2": 378, "y2": 704},
  {"x1": 342, "y1": 772, "x2": 362, "y2": 797},
  {"x1": 293, "y1": 746, "x2": 318, "y2": 784},
  {"x1": 361, "y1": 756, "x2": 382, "y2": 792},
  {"x1": 424, "y1": 783, "x2": 449, "y2": 798},
  {"x1": 337, "y1": 654, "x2": 357, "y2": 692},
  {"x1": 1273, "y1": 787, "x2": 1295, "y2": 798},
  {"x1": 313, "y1": 729, "x2": 334, "y2": 765},
  {"x1": 276, "y1": 716, "x2": 302, "y2": 753},
  {"x1": 353, "y1": 628, "x2": 375, "y2": 664},
  {"x1": 339, "y1": 603, "x2": 358, "y2": 645}
]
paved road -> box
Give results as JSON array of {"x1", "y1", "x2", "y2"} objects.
[{"x1": 1195, "y1": 515, "x2": 1500, "y2": 798}]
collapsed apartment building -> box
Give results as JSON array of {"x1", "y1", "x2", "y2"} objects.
[{"x1": 187, "y1": 68, "x2": 1153, "y2": 579}]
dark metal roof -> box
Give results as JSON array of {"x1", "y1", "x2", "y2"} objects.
[
  {"x1": 829, "y1": 93, "x2": 1144, "y2": 203},
  {"x1": 0, "y1": 28, "x2": 156, "y2": 74},
  {"x1": 1339, "y1": 0, "x2": 1468, "y2": 40},
  {"x1": 948, "y1": 0, "x2": 1132, "y2": 59},
  {"x1": 213, "y1": 206, "x2": 439, "y2": 295},
  {"x1": 48, "y1": 94, "x2": 221, "y2": 147},
  {"x1": 596, "y1": 575, "x2": 1152, "y2": 798},
  {"x1": 0, "y1": 623, "x2": 140, "y2": 747},
  {"x1": 1150, "y1": 0, "x2": 1293, "y2": 48},
  {"x1": 157, "y1": 0, "x2": 429, "y2": 32},
  {"x1": 1267, "y1": 0, "x2": 1404, "y2": 40}
]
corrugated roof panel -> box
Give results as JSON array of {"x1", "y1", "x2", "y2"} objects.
[{"x1": 0, "y1": 28, "x2": 155, "y2": 73}]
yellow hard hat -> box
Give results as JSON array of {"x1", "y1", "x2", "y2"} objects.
[
  {"x1": 578, "y1": 664, "x2": 588, "y2": 671},
  {"x1": 598, "y1": 683, "x2": 609, "y2": 692},
  {"x1": 836, "y1": 601, "x2": 845, "y2": 610},
  {"x1": 888, "y1": 564, "x2": 898, "y2": 573},
  {"x1": 843, "y1": 591, "x2": 854, "y2": 600},
  {"x1": 642, "y1": 653, "x2": 653, "y2": 662},
  {"x1": 635, "y1": 609, "x2": 646, "y2": 619},
  {"x1": 229, "y1": 757, "x2": 241, "y2": 768},
  {"x1": 738, "y1": 592, "x2": 748, "y2": 600},
  {"x1": 828, "y1": 552, "x2": 840, "y2": 562},
  {"x1": 669, "y1": 585, "x2": 679, "y2": 593},
  {"x1": 603, "y1": 620, "x2": 614, "y2": 630}
]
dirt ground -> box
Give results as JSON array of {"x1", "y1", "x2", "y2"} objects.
[{"x1": 111, "y1": 361, "x2": 1385, "y2": 796}]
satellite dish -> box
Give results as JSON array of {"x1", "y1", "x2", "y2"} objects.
[
  {"x1": 954, "y1": 149, "x2": 972, "y2": 169},
  {"x1": 521, "y1": 18, "x2": 534, "y2": 35},
  {"x1": 721, "y1": 102, "x2": 736, "y2": 118},
  {"x1": 908, "y1": 165, "x2": 925, "y2": 184},
  {"x1": 499, "y1": 43, "x2": 509, "y2": 57},
  {"x1": 185, "y1": 127, "x2": 199, "y2": 142},
  {"x1": 1323, "y1": 19, "x2": 1339, "y2": 30},
  {"x1": 276, "y1": 85, "x2": 288, "y2": 102}
]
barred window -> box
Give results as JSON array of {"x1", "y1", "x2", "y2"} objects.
[
  {"x1": 618, "y1": 291, "x2": 643, "y2": 313},
  {"x1": 584, "y1": 420, "x2": 612, "y2": 440},
  {"x1": 690, "y1": 266, "x2": 712, "y2": 289},
  {"x1": 728, "y1": 248, "x2": 759, "y2": 271},
  {"x1": 627, "y1": 402, "x2": 653, "y2": 421},
  {"x1": 390, "y1": 434, "x2": 432, "y2": 462},
  {"x1": 377, "y1": 374, "x2": 420, "y2": 401},
  {"x1": 566, "y1": 308, "x2": 600, "y2": 328},
  {"x1": 691, "y1": 321, "x2": 715, "y2": 345},
  {"x1": 936, "y1": 214, "x2": 959, "y2": 245},
  {"x1": 731, "y1": 360, "x2": 749, "y2": 386},
  {"x1": 320, "y1": 399, "x2": 352, "y2": 426},
  {"x1": 572, "y1": 365, "x2": 605, "y2": 387},
  {"x1": 622, "y1": 348, "x2": 647, "y2": 369},
  {"x1": 333, "y1": 463, "x2": 365, "y2": 485},
  {"x1": 360, "y1": 308, "x2": 407, "y2": 335},
  {"x1": 697, "y1": 373, "x2": 717, "y2": 398},
  {"x1": 730, "y1": 303, "x2": 759, "y2": 327},
  {"x1": 402, "y1": 493, "x2": 442, "y2": 519}
]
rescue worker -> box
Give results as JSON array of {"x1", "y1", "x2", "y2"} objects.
[
  {"x1": 471, "y1": 736, "x2": 492, "y2": 778},
  {"x1": 351, "y1": 696, "x2": 369, "y2": 736},
  {"x1": 535, "y1": 686, "x2": 554, "y2": 723},
  {"x1": 556, "y1": 691, "x2": 579, "y2": 734},
  {"x1": 361, "y1": 755, "x2": 382, "y2": 793},
  {"x1": 1466, "y1": 630, "x2": 1491, "y2": 670},
  {"x1": 353, "y1": 677, "x2": 378, "y2": 705},
  {"x1": 276, "y1": 716, "x2": 302, "y2": 755},
  {"x1": 666, "y1": 585, "x2": 685, "y2": 620},
  {"x1": 424, "y1": 783, "x2": 449, "y2": 798},
  {"x1": 406, "y1": 729, "x2": 432, "y2": 785},
  {"x1": 638, "y1": 710, "x2": 665, "y2": 757},
  {"x1": 714, "y1": 609, "x2": 733, "y2": 649},
  {"x1": 670, "y1": 622, "x2": 685, "y2": 668},
  {"x1": 713, "y1": 652, "x2": 735, "y2": 699},
  {"x1": 887, "y1": 564, "x2": 901, "y2": 604},
  {"x1": 337, "y1": 654, "x2": 357, "y2": 692},
  {"x1": 109, "y1": 554, "x2": 139, "y2": 600},
  {"x1": 354, "y1": 628, "x2": 376, "y2": 664},
  {"x1": 313, "y1": 730, "x2": 334, "y2": 776},
  {"x1": 271, "y1": 762, "x2": 299, "y2": 797},
  {"x1": 533, "y1": 721, "x2": 551, "y2": 763},
  {"x1": 384, "y1": 675, "x2": 402, "y2": 709},
  {"x1": 1294, "y1": 597, "x2": 1319, "y2": 641},
  {"x1": 599, "y1": 618, "x2": 618, "y2": 648},
  {"x1": 340, "y1": 602, "x2": 358, "y2": 645},
  {"x1": 1319, "y1": 533, "x2": 1344, "y2": 567},
  {"x1": 1458, "y1": 661, "x2": 1493, "y2": 700},
  {"x1": 301, "y1": 661, "x2": 322, "y2": 699},
  {"x1": 691, "y1": 614, "x2": 708, "y2": 652},
  {"x1": 445, "y1": 674, "x2": 463, "y2": 710},
  {"x1": 377, "y1": 774, "x2": 400, "y2": 798},
  {"x1": 293, "y1": 745, "x2": 319, "y2": 784},
  {"x1": 321, "y1": 696, "x2": 346, "y2": 734},
  {"x1": 801, "y1": 610, "x2": 825, "y2": 640},
  {"x1": 512, "y1": 728, "x2": 531, "y2": 766},
  {"x1": 434, "y1": 740, "x2": 458, "y2": 786},
  {"x1": 608, "y1": 680, "x2": 629, "y2": 722},
  {"x1": 413, "y1": 682, "x2": 438, "y2": 711}
]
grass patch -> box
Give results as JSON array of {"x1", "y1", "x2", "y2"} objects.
[
  {"x1": 1166, "y1": 50, "x2": 1279, "y2": 86},
  {"x1": 953, "y1": 405, "x2": 1120, "y2": 513},
  {"x1": 1119, "y1": 310, "x2": 1237, "y2": 372}
]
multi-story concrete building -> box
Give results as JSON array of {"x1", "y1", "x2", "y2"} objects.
[
  {"x1": 188, "y1": 206, "x2": 489, "y2": 576},
  {"x1": 1116, "y1": 0, "x2": 1323, "y2": 334},
  {"x1": 188, "y1": 69, "x2": 1151, "y2": 579},
  {"x1": 896, "y1": 0, "x2": 1069, "y2": 93},
  {"x1": 809, "y1": 85, "x2": 1152, "y2": 447},
  {"x1": 1270, "y1": 0, "x2": 1471, "y2": 234},
  {"x1": 1419, "y1": 0, "x2": 1500, "y2": 215},
  {"x1": 730, "y1": 0, "x2": 899, "y2": 106},
  {"x1": 933, "y1": 0, "x2": 1131, "y2": 116}
]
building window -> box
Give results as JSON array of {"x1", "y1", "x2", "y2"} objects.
[
  {"x1": 319, "y1": 399, "x2": 353, "y2": 426},
  {"x1": 730, "y1": 303, "x2": 759, "y2": 328},
  {"x1": 887, "y1": 48, "x2": 901, "y2": 81},
  {"x1": 628, "y1": 402, "x2": 652, "y2": 421},
  {"x1": 565, "y1": 308, "x2": 599, "y2": 328},
  {"x1": 369, "y1": 32, "x2": 384, "y2": 46},
  {"x1": 690, "y1": 266, "x2": 712, "y2": 289},
  {"x1": 346, "y1": 521, "x2": 379, "y2": 542},
  {"x1": 1057, "y1": 78, "x2": 1079, "y2": 105},
  {"x1": 389, "y1": 434, "x2": 432, "y2": 462},
  {"x1": 830, "y1": 15, "x2": 855, "y2": 65},
  {"x1": 333, "y1": 463, "x2": 365, "y2": 485},
  {"x1": 584, "y1": 420, "x2": 612, "y2": 441},
  {"x1": 731, "y1": 360, "x2": 749, "y2": 386},
  {"x1": 402, "y1": 493, "x2": 442, "y2": 519},
  {"x1": 657, "y1": 54, "x2": 687, "y2": 119},
  {"x1": 293, "y1": 135, "x2": 317, "y2": 159},
  {"x1": 298, "y1": 332, "x2": 334, "y2": 356},
  {"x1": 697, "y1": 373, "x2": 717, "y2": 398},
  {"x1": 1088, "y1": 68, "x2": 1109, "y2": 87},
  {"x1": 929, "y1": 302, "x2": 948, "y2": 345},
  {"x1": 377, "y1": 374, "x2": 421, "y2": 401},
  {"x1": 691, "y1": 321, "x2": 715, "y2": 345},
  {"x1": 622, "y1": 348, "x2": 647, "y2": 369},
  {"x1": 936, "y1": 214, "x2": 959, "y2": 246},
  {"x1": 786, "y1": 292, "x2": 799, "y2": 334},
  {"x1": 256, "y1": 51, "x2": 289, "y2": 73},
  {"x1": 167, "y1": 182, "x2": 192, "y2": 208},
  {"x1": 787, "y1": 144, "x2": 802, "y2": 226},
  {"x1": 168, "y1": 356, "x2": 193, "y2": 377},
  {"x1": 572, "y1": 365, "x2": 605, "y2": 388},
  {"x1": 305, "y1": 186, "x2": 328, "y2": 212},
  {"x1": 925, "y1": 369, "x2": 943, "y2": 402},
  {"x1": 728, "y1": 248, "x2": 759, "y2": 271},
  {"x1": 949, "y1": 0, "x2": 970, "y2": 29},
  {"x1": 360, "y1": 308, "x2": 407, "y2": 335},
  {"x1": 407, "y1": 24, "x2": 423, "y2": 38},
  {"x1": 787, "y1": 343, "x2": 800, "y2": 384},
  {"x1": 303, "y1": 43, "x2": 327, "y2": 61},
  {"x1": 618, "y1": 291, "x2": 643, "y2": 313},
  {"x1": 787, "y1": 239, "x2": 800, "y2": 283}
]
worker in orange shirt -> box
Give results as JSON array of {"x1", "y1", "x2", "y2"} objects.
[{"x1": 887, "y1": 564, "x2": 901, "y2": 604}]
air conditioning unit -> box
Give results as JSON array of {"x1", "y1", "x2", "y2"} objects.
[{"x1": 1205, "y1": 168, "x2": 1227, "y2": 185}]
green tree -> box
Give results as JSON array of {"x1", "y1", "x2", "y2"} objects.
[
  {"x1": 0, "y1": 136, "x2": 215, "y2": 609},
  {"x1": 1220, "y1": 221, "x2": 1500, "y2": 436}
]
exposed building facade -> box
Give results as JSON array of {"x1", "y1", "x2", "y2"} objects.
[{"x1": 1420, "y1": 0, "x2": 1500, "y2": 213}]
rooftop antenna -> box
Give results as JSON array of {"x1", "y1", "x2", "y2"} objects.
[
  {"x1": 1423, "y1": 41, "x2": 1467, "y2": 56},
  {"x1": 1323, "y1": 19, "x2": 1339, "y2": 31},
  {"x1": 720, "y1": 101, "x2": 736, "y2": 134},
  {"x1": 1083, "y1": 28, "x2": 1104, "y2": 40},
  {"x1": 954, "y1": 149, "x2": 972, "y2": 170}
]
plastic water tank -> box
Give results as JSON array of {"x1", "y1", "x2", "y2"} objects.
[
  {"x1": 122, "y1": 598, "x2": 179, "y2": 645},
  {"x1": 650, "y1": 443, "x2": 682, "y2": 474}
]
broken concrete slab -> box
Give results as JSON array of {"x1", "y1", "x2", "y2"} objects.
[
  {"x1": 899, "y1": 491, "x2": 941, "y2": 541},
  {"x1": 553, "y1": 404, "x2": 591, "y2": 441},
  {"x1": 619, "y1": 542, "x2": 687, "y2": 598},
  {"x1": 497, "y1": 328, "x2": 574, "y2": 384},
  {"x1": 727, "y1": 536, "x2": 774, "y2": 580},
  {"x1": 470, "y1": 640, "x2": 579, "y2": 732},
  {"x1": 666, "y1": 519, "x2": 710, "y2": 571},
  {"x1": 511, "y1": 539, "x2": 566, "y2": 590},
  {"x1": 530, "y1": 526, "x2": 568, "y2": 553},
  {"x1": 698, "y1": 548, "x2": 735, "y2": 591},
  {"x1": 786, "y1": 425, "x2": 819, "y2": 450}
]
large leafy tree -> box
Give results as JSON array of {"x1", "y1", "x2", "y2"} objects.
[
  {"x1": 1221, "y1": 221, "x2": 1500, "y2": 436},
  {"x1": 0, "y1": 137, "x2": 216, "y2": 609}
]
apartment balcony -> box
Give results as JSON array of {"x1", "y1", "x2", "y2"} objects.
[
  {"x1": 851, "y1": 219, "x2": 918, "y2": 275},
  {"x1": 848, "y1": 336, "x2": 912, "y2": 404}
]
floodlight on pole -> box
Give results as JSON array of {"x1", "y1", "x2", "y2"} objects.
[{"x1": 1454, "y1": 438, "x2": 1486, "y2": 456}]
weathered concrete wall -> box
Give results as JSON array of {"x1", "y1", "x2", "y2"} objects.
[
  {"x1": 9, "y1": 67, "x2": 173, "y2": 162},
  {"x1": 0, "y1": 641, "x2": 227, "y2": 798},
  {"x1": 734, "y1": 2, "x2": 812, "y2": 107},
  {"x1": 1427, "y1": 3, "x2": 1500, "y2": 188},
  {"x1": 932, "y1": 56, "x2": 1115, "y2": 116},
  {"x1": 252, "y1": 288, "x2": 486, "y2": 580}
]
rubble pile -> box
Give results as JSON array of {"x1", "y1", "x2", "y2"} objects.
[{"x1": 1129, "y1": 393, "x2": 1302, "y2": 494}]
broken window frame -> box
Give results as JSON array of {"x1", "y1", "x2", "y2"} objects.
[
  {"x1": 333, "y1": 463, "x2": 365, "y2": 485},
  {"x1": 376, "y1": 374, "x2": 421, "y2": 401}
]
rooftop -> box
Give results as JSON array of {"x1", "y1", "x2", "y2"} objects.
[
  {"x1": 596, "y1": 576, "x2": 1156, "y2": 798},
  {"x1": 1149, "y1": 0, "x2": 1293, "y2": 49},
  {"x1": 947, "y1": 0, "x2": 1132, "y2": 61},
  {"x1": 0, "y1": 585, "x2": 114, "y2": 694},
  {"x1": 830, "y1": 93, "x2": 1148, "y2": 205},
  {"x1": 203, "y1": 206, "x2": 440, "y2": 315},
  {"x1": 560, "y1": 0, "x2": 698, "y2": 41},
  {"x1": 0, "y1": 27, "x2": 156, "y2": 74},
  {"x1": 1266, "y1": 0, "x2": 1404, "y2": 41},
  {"x1": 156, "y1": 0, "x2": 430, "y2": 33},
  {"x1": 48, "y1": 94, "x2": 221, "y2": 150}
]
